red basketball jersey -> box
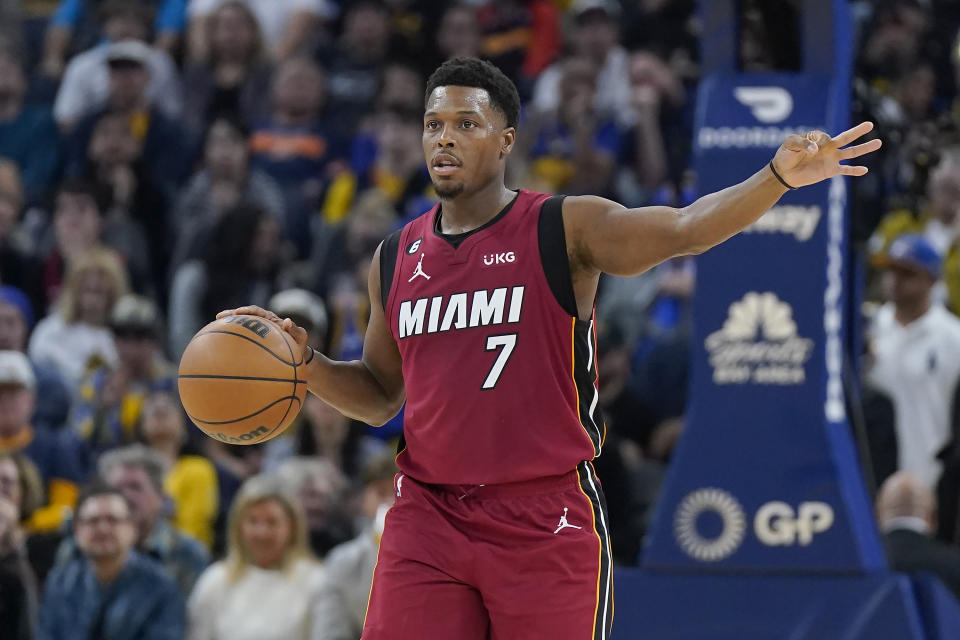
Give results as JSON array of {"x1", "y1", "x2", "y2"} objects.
[{"x1": 381, "y1": 189, "x2": 604, "y2": 485}]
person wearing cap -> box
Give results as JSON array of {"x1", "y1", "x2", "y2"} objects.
[
  {"x1": 64, "y1": 39, "x2": 193, "y2": 195},
  {"x1": 0, "y1": 285, "x2": 72, "y2": 433},
  {"x1": 70, "y1": 295, "x2": 175, "y2": 457},
  {"x1": 268, "y1": 288, "x2": 328, "y2": 354},
  {"x1": 869, "y1": 233, "x2": 960, "y2": 490},
  {"x1": 53, "y1": 1, "x2": 183, "y2": 131},
  {"x1": 0, "y1": 351, "x2": 87, "y2": 535},
  {"x1": 533, "y1": 0, "x2": 634, "y2": 128}
]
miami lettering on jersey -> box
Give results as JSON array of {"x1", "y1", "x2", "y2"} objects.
[{"x1": 397, "y1": 286, "x2": 525, "y2": 338}]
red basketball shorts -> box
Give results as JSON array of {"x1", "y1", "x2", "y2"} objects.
[{"x1": 361, "y1": 461, "x2": 614, "y2": 640}]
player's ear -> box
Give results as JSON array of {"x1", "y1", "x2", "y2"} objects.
[{"x1": 500, "y1": 127, "x2": 516, "y2": 159}]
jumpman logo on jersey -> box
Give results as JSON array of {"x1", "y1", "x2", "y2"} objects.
[
  {"x1": 553, "y1": 507, "x2": 582, "y2": 534},
  {"x1": 408, "y1": 253, "x2": 431, "y2": 282}
]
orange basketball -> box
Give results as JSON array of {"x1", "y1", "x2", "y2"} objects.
[{"x1": 177, "y1": 315, "x2": 308, "y2": 445}]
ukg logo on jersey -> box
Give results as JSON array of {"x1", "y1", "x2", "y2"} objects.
[{"x1": 705, "y1": 292, "x2": 814, "y2": 385}]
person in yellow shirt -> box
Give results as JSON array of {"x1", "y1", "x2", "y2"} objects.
[
  {"x1": 869, "y1": 155, "x2": 960, "y2": 311},
  {"x1": 140, "y1": 391, "x2": 218, "y2": 549}
]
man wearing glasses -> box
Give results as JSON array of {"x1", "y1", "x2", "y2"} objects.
[{"x1": 36, "y1": 484, "x2": 184, "y2": 640}]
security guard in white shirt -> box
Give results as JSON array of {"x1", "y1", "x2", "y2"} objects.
[{"x1": 870, "y1": 234, "x2": 960, "y2": 489}]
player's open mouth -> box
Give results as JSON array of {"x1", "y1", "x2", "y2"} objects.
[{"x1": 433, "y1": 154, "x2": 462, "y2": 176}]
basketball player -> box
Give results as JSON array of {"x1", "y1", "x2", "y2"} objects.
[{"x1": 219, "y1": 58, "x2": 881, "y2": 639}]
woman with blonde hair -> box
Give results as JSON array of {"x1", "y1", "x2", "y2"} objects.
[
  {"x1": 28, "y1": 247, "x2": 129, "y2": 391},
  {"x1": 187, "y1": 474, "x2": 324, "y2": 640}
]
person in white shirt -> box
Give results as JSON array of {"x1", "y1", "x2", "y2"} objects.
[
  {"x1": 53, "y1": 6, "x2": 182, "y2": 131},
  {"x1": 532, "y1": 0, "x2": 637, "y2": 130},
  {"x1": 187, "y1": 0, "x2": 337, "y2": 64},
  {"x1": 187, "y1": 474, "x2": 324, "y2": 640},
  {"x1": 869, "y1": 233, "x2": 960, "y2": 488},
  {"x1": 28, "y1": 247, "x2": 127, "y2": 392}
]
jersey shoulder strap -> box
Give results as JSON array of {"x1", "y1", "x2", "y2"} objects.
[
  {"x1": 379, "y1": 228, "x2": 403, "y2": 310},
  {"x1": 537, "y1": 195, "x2": 578, "y2": 318}
]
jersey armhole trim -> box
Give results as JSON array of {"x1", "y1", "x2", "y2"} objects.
[
  {"x1": 538, "y1": 195, "x2": 579, "y2": 318},
  {"x1": 379, "y1": 229, "x2": 403, "y2": 311}
]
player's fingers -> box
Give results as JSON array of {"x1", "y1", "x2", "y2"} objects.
[
  {"x1": 215, "y1": 309, "x2": 236, "y2": 319},
  {"x1": 807, "y1": 130, "x2": 831, "y2": 149},
  {"x1": 281, "y1": 318, "x2": 309, "y2": 345},
  {"x1": 840, "y1": 138, "x2": 882, "y2": 159},
  {"x1": 229, "y1": 305, "x2": 283, "y2": 325},
  {"x1": 782, "y1": 134, "x2": 816, "y2": 153},
  {"x1": 837, "y1": 164, "x2": 869, "y2": 176},
  {"x1": 831, "y1": 121, "x2": 874, "y2": 147}
]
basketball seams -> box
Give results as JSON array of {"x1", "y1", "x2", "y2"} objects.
[
  {"x1": 185, "y1": 394, "x2": 302, "y2": 426},
  {"x1": 179, "y1": 316, "x2": 308, "y2": 444},
  {"x1": 273, "y1": 318, "x2": 299, "y2": 439},
  {"x1": 192, "y1": 329, "x2": 300, "y2": 366}
]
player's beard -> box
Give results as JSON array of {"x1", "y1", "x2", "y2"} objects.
[{"x1": 434, "y1": 181, "x2": 465, "y2": 201}]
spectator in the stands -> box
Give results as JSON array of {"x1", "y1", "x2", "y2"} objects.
[
  {"x1": 53, "y1": 445, "x2": 211, "y2": 596},
  {"x1": 38, "y1": 483, "x2": 185, "y2": 640},
  {"x1": 30, "y1": 247, "x2": 127, "y2": 392},
  {"x1": 533, "y1": 0, "x2": 634, "y2": 128},
  {"x1": 311, "y1": 454, "x2": 397, "y2": 640},
  {"x1": 0, "y1": 451, "x2": 64, "y2": 586},
  {"x1": 250, "y1": 57, "x2": 346, "y2": 255},
  {"x1": 80, "y1": 111, "x2": 169, "y2": 295},
  {"x1": 434, "y1": 3, "x2": 482, "y2": 69},
  {"x1": 42, "y1": 0, "x2": 186, "y2": 77},
  {"x1": 70, "y1": 295, "x2": 174, "y2": 457},
  {"x1": 878, "y1": 471, "x2": 960, "y2": 601},
  {"x1": 187, "y1": 0, "x2": 336, "y2": 64},
  {"x1": 0, "y1": 45, "x2": 62, "y2": 205},
  {"x1": 321, "y1": 1, "x2": 391, "y2": 133},
  {"x1": 475, "y1": 0, "x2": 561, "y2": 97},
  {"x1": 172, "y1": 115, "x2": 285, "y2": 270},
  {"x1": 0, "y1": 351, "x2": 86, "y2": 535},
  {"x1": 65, "y1": 39, "x2": 192, "y2": 195},
  {"x1": 0, "y1": 163, "x2": 44, "y2": 309},
  {"x1": 187, "y1": 474, "x2": 324, "y2": 640},
  {"x1": 276, "y1": 457, "x2": 352, "y2": 557},
  {"x1": 0, "y1": 286, "x2": 71, "y2": 432},
  {"x1": 181, "y1": 1, "x2": 273, "y2": 135},
  {"x1": 870, "y1": 234, "x2": 960, "y2": 488},
  {"x1": 264, "y1": 393, "x2": 386, "y2": 484},
  {"x1": 519, "y1": 56, "x2": 622, "y2": 196},
  {"x1": 0, "y1": 458, "x2": 38, "y2": 640},
  {"x1": 169, "y1": 203, "x2": 285, "y2": 358},
  {"x1": 140, "y1": 391, "x2": 219, "y2": 550},
  {"x1": 338, "y1": 105, "x2": 432, "y2": 224},
  {"x1": 52, "y1": 2, "x2": 183, "y2": 131}
]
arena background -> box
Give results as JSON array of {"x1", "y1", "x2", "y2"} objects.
[{"x1": 3, "y1": 0, "x2": 960, "y2": 638}]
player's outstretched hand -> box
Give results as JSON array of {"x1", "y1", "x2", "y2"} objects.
[
  {"x1": 771, "y1": 121, "x2": 882, "y2": 189},
  {"x1": 216, "y1": 305, "x2": 310, "y2": 358}
]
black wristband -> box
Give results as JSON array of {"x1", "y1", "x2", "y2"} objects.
[
  {"x1": 303, "y1": 347, "x2": 316, "y2": 366},
  {"x1": 768, "y1": 160, "x2": 796, "y2": 190}
]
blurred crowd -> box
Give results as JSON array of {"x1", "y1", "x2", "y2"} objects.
[{"x1": 3, "y1": 0, "x2": 960, "y2": 638}]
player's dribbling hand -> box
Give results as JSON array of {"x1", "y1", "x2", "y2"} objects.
[
  {"x1": 216, "y1": 306, "x2": 311, "y2": 360},
  {"x1": 770, "y1": 121, "x2": 882, "y2": 189}
]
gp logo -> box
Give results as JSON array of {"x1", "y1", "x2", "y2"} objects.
[{"x1": 674, "y1": 489, "x2": 835, "y2": 561}]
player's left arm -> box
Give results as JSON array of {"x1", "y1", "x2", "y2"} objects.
[{"x1": 563, "y1": 122, "x2": 881, "y2": 278}]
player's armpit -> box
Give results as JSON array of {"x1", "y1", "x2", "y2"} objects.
[{"x1": 359, "y1": 243, "x2": 406, "y2": 423}]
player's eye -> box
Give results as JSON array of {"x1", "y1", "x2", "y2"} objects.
[
  {"x1": 462, "y1": 121, "x2": 477, "y2": 129},
  {"x1": 425, "y1": 121, "x2": 439, "y2": 130}
]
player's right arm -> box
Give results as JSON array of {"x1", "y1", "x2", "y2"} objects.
[{"x1": 218, "y1": 243, "x2": 405, "y2": 426}]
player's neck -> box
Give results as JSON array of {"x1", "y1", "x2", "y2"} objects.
[{"x1": 438, "y1": 182, "x2": 516, "y2": 235}]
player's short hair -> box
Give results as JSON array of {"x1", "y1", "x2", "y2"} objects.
[{"x1": 425, "y1": 57, "x2": 520, "y2": 130}]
